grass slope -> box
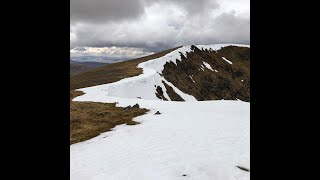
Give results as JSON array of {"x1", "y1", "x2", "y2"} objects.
[
  {"x1": 70, "y1": 61, "x2": 106, "y2": 76},
  {"x1": 71, "y1": 47, "x2": 180, "y2": 90},
  {"x1": 70, "y1": 91, "x2": 148, "y2": 144},
  {"x1": 70, "y1": 47, "x2": 180, "y2": 144}
]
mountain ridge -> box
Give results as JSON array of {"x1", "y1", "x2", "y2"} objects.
[
  {"x1": 72, "y1": 44, "x2": 250, "y2": 102},
  {"x1": 71, "y1": 44, "x2": 250, "y2": 180}
]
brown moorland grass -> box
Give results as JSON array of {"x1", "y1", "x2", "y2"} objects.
[
  {"x1": 71, "y1": 46, "x2": 181, "y2": 90},
  {"x1": 70, "y1": 90, "x2": 148, "y2": 144},
  {"x1": 70, "y1": 47, "x2": 180, "y2": 144}
]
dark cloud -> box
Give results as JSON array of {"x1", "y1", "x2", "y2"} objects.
[
  {"x1": 71, "y1": 0, "x2": 145, "y2": 23},
  {"x1": 70, "y1": 0, "x2": 218, "y2": 24},
  {"x1": 144, "y1": 0, "x2": 219, "y2": 15},
  {"x1": 71, "y1": 0, "x2": 250, "y2": 57}
]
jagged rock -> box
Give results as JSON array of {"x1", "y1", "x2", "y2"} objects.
[
  {"x1": 154, "y1": 111, "x2": 161, "y2": 115},
  {"x1": 155, "y1": 86, "x2": 168, "y2": 101},
  {"x1": 133, "y1": 103, "x2": 140, "y2": 108},
  {"x1": 162, "y1": 80, "x2": 184, "y2": 101},
  {"x1": 124, "y1": 105, "x2": 132, "y2": 111},
  {"x1": 162, "y1": 46, "x2": 250, "y2": 102}
]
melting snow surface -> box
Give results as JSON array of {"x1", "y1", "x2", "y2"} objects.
[
  {"x1": 71, "y1": 44, "x2": 250, "y2": 180},
  {"x1": 222, "y1": 57, "x2": 233, "y2": 65}
]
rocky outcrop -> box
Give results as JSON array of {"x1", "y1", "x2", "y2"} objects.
[
  {"x1": 162, "y1": 81, "x2": 185, "y2": 101},
  {"x1": 161, "y1": 45, "x2": 250, "y2": 102},
  {"x1": 155, "y1": 86, "x2": 168, "y2": 101}
]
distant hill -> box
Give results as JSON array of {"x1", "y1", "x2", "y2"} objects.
[
  {"x1": 70, "y1": 60, "x2": 108, "y2": 76},
  {"x1": 70, "y1": 47, "x2": 180, "y2": 89}
]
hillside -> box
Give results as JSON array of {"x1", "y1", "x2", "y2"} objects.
[
  {"x1": 71, "y1": 45, "x2": 250, "y2": 101},
  {"x1": 70, "y1": 47, "x2": 181, "y2": 90},
  {"x1": 70, "y1": 60, "x2": 107, "y2": 76},
  {"x1": 71, "y1": 44, "x2": 250, "y2": 144},
  {"x1": 70, "y1": 47, "x2": 180, "y2": 144},
  {"x1": 162, "y1": 45, "x2": 249, "y2": 101},
  {"x1": 71, "y1": 44, "x2": 250, "y2": 180}
]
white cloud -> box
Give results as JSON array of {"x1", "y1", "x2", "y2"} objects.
[{"x1": 71, "y1": 46, "x2": 153, "y2": 58}]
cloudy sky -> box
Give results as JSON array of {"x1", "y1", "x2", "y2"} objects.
[{"x1": 70, "y1": 0, "x2": 250, "y2": 62}]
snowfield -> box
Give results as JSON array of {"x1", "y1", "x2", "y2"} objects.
[{"x1": 71, "y1": 44, "x2": 250, "y2": 180}]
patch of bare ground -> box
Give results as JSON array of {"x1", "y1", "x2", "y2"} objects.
[{"x1": 70, "y1": 47, "x2": 180, "y2": 144}]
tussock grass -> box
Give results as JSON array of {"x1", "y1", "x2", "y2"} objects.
[{"x1": 70, "y1": 93, "x2": 148, "y2": 144}]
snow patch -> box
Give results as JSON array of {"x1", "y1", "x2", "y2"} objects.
[
  {"x1": 202, "y1": 62, "x2": 214, "y2": 71},
  {"x1": 222, "y1": 57, "x2": 233, "y2": 65},
  {"x1": 189, "y1": 75, "x2": 195, "y2": 83},
  {"x1": 200, "y1": 65, "x2": 205, "y2": 71},
  {"x1": 139, "y1": 46, "x2": 193, "y2": 73},
  {"x1": 71, "y1": 100, "x2": 250, "y2": 180},
  {"x1": 162, "y1": 78, "x2": 197, "y2": 101}
]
